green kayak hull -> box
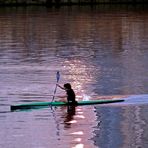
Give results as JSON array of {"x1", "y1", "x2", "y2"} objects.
[{"x1": 10, "y1": 99, "x2": 124, "y2": 111}]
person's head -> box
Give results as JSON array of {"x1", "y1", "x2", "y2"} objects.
[{"x1": 64, "y1": 83, "x2": 71, "y2": 89}]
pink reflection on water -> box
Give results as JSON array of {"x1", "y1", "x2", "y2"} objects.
[
  {"x1": 63, "y1": 59, "x2": 100, "y2": 98},
  {"x1": 72, "y1": 143, "x2": 84, "y2": 148},
  {"x1": 70, "y1": 131, "x2": 84, "y2": 135}
]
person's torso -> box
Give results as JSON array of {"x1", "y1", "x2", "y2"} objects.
[{"x1": 66, "y1": 89, "x2": 75, "y2": 102}]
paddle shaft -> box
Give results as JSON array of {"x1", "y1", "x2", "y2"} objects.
[{"x1": 52, "y1": 71, "x2": 60, "y2": 102}]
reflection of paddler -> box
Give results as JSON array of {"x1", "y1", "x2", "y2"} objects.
[
  {"x1": 67, "y1": 105, "x2": 76, "y2": 115},
  {"x1": 56, "y1": 83, "x2": 78, "y2": 105},
  {"x1": 64, "y1": 105, "x2": 76, "y2": 128}
]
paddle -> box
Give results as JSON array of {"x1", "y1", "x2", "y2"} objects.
[{"x1": 52, "y1": 71, "x2": 60, "y2": 102}]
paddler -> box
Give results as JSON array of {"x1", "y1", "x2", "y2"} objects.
[{"x1": 56, "y1": 83, "x2": 77, "y2": 105}]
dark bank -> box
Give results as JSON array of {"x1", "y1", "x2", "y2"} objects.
[{"x1": 0, "y1": 0, "x2": 148, "y2": 6}]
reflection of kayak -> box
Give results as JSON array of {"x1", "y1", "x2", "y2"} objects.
[{"x1": 10, "y1": 99, "x2": 124, "y2": 111}]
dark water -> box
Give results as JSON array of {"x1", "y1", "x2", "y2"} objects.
[{"x1": 0, "y1": 6, "x2": 148, "y2": 148}]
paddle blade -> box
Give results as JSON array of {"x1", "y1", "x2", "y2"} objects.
[{"x1": 56, "y1": 71, "x2": 60, "y2": 82}]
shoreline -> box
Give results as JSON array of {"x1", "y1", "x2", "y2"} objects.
[{"x1": 0, "y1": 1, "x2": 148, "y2": 7}]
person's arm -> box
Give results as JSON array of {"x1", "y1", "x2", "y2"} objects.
[{"x1": 56, "y1": 84, "x2": 65, "y2": 90}]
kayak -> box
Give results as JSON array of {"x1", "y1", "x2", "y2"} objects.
[{"x1": 10, "y1": 99, "x2": 124, "y2": 111}]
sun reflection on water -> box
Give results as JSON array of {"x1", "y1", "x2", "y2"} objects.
[
  {"x1": 75, "y1": 115, "x2": 85, "y2": 119},
  {"x1": 72, "y1": 143, "x2": 84, "y2": 148},
  {"x1": 62, "y1": 105, "x2": 97, "y2": 148},
  {"x1": 70, "y1": 131, "x2": 84, "y2": 135},
  {"x1": 73, "y1": 138, "x2": 82, "y2": 142},
  {"x1": 63, "y1": 59, "x2": 100, "y2": 98},
  {"x1": 66, "y1": 120, "x2": 77, "y2": 124}
]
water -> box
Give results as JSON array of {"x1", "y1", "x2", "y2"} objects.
[{"x1": 0, "y1": 5, "x2": 148, "y2": 148}]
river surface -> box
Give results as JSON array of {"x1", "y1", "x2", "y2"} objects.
[{"x1": 0, "y1": 5, "x2": 148, "y2": 148}]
